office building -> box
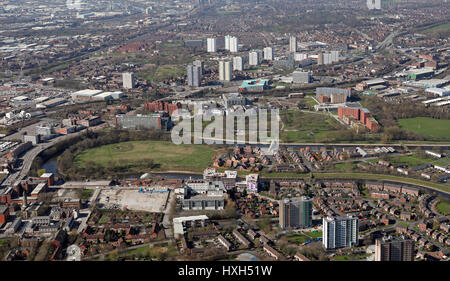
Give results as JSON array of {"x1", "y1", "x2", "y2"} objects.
[
  {"x1": 323, "y1": 216, "x2": 359, "y2": 249},
  {"x1": 239, "y1": 79, "x2": 269, "y2": 92},
  {"x1": 292, "y1": 71, "x2": 311, "y2": 84},
  {"x1": 323, "y1": 53, "x2": 333, "y2": 65},
  {"x1": 115, "y1": 114, "x2": 172, "y2": 131},
  {"x1": 187, "y1": 65, "x2": 201, "y2": 87},
  {"x1": 249, "y1": 51, "x2": 260, "y2": 66},
  {"x1": 263, "y1": 47, "x2": 273, "y2": 61},
  {"x1": 331, "y1": 50, "x2": 340, "y2": 62},
  {"x1": 289, "y1": 36, "x2": 297, "y2": 53},
  {"x1": 207, "y1": 37, "x2": 217, "y2": 52},
  {"x1": 222, "y1": 93, "x2": 246, "y2": 108},
  {"x1": 122, "y1": 72, "x2": 135, "y2": 89},
  {"x1": 233, "y1": 56, "x2": 244, "y2": 71},
  {"x1": 182, "y1": 180, "x2": 225, "y2": 211},
  {"x1": 193, "y1": 60, "x2": 204, "y2": 74},
  {"x1": 279, "y1": 197, "x2": 312, "y2": 229},
  {"x1": 317, "y1": 53, "x2": 324, "y2": 65},
  {"x1": 274, "y1": 53, "x2": 295, "y2": 69},
  {"x1": 375, "y1": 237, "x2": 414, "y2": 261},
  {"x1": 294, "y1": 53, "x2": 308, "y2": 61},
  {"x1": 316, "y1": 87, "x2": 350, "y2": 104},
  {"x1": 219, "y1": 61, "x2": 232, "y2": 81}
]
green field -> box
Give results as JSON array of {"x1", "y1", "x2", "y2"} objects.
[
  {"x1": 333, "y1": 162, "x2": 358, "y2": 171},
  {"x1": 385, "y1": 154, "x2": 430, "y2": 167},
  {"x1": 286, "y1": 234, "x2": 310, "y2": 244},
  {"x1": 398, "y1": 117, "x2": 450, "y2": 141},
  {"x1": 304, "y1": 231, "x2": 322, "y2": 239},
  {"x1": 423, "y1": 23, "x2": 450, "y2": 33},
  {"x1": 435, "y1": 200, "x2": 450, "y2": 216},
  {"x1": 334, "y1": 252, "x2": 371, "y2": 261},
  {"x1": 74, "y1": 140, "x2": 216, "y2": 173},
  {"x1": 137, "y1": 65, "x2": 185, "y2": 82},
  {"x1": 280, "y1": 110, "x2": 344, "y2": 143}
]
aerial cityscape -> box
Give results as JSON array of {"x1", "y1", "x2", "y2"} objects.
[{"x1": 0, "y1": 0, "x2": 449, "y2": 265}]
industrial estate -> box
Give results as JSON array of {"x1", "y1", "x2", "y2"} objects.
[{"x1": 0, "y1": 0, "x2": 448, "y2": 263}]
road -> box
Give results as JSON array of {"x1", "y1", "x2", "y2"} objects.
[
  {"x1": 192, "y1": 135, "x2": 450, "y2": 149},
  {"x1": 1, "y1": 124, "x2": 106, "y2": 187},
  {"x1": 161, "y1": 190, "x2": 175, "y2": 239},
  {"x1": 76, "y1": 188, "x2": 101, "y2": 233},
  {"x1": 376, "y1": 31, "x2": 403, "y2": 51}
]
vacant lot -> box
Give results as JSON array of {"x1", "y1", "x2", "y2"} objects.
[
  {"x1": 74, "y1": 140, "x2": 216, "y2": 172},
  {"x1": 280, "y1": 110, "x2": 344, "y2": 143},
  {"x1": 98, "y1": 189, "x2": 169, "y2": 213},
  {"x1": 398, "y1": 117, "x2": 450, "y2": 141}
]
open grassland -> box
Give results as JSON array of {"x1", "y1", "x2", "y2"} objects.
[
  {"x1": 304, "y1": 231, "x2": 322, "y2": 239},
  {"x1": 74, "y1": 140, "x2": 217, "y2": 173},
  {"x1": 280, "y1": 110, "x2": 344, "y2": 143},
  {"x1": 397, "y1": 117, "x2": 450, "y2": 141},
  {"x1": 384, "y1": 154, "x2": 431, "y2": 167},
  {"x1": 422, "y1": 23, "x2": 450, "y2": 33},
  {"x1": 285, "y1": 233, "x2": 310, "y2": 245},
  {"x1": 435, "y1": 200, "x2": 450, "y2": 216}
]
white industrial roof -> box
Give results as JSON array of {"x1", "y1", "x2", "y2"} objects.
[
  {"x1": 72, "y1": 89, "x2": 103, "y2": 97},
  {"x1": 40, "y1": 173, "x2": 53, "y2": 178},
  {"x1": 31, "y1": 182, "x2": 47, "y2": 194},
  {"x1": 34, "y1": 96, "x2": 50, "y2": 102},
  {"x1": 173, "y1": 215, "x2": 209, "y2": 235},
  {"x1": 173, "y1": 215, "x2": 209, "y2": 223},
  {"x1": 93, "y1": 92, "x2": 114, "y2": 98},
  {"x1": 13, "y1": 95, "x2": 29, "y2": 101}
]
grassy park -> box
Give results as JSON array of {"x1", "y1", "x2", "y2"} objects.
[
  {"x1": 286, "y1": 233, "x2": 310, "y2": 245},
  {"x1": 74, "y1": 140, "x2": 217, "y2": 173},
  {"x1": 435, "y1": 200, "x2": 450, "y2": 216},
  {"x1": 304, "y1": 231, "x2": 323, "y2": 239},
  {"x1": 398, "y1": 117, "x2": 450, "y2": 141}
]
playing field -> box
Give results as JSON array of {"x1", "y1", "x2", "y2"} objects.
[
  {"x1": 397, "y1": 117, "x2": 450, "y2": 141},
  {"x1": 74, "y1": 140, "x2": 217, "y2": 173},
  {"x1": 435, "y1": 200, "x2": 450, "y2": 216}
]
